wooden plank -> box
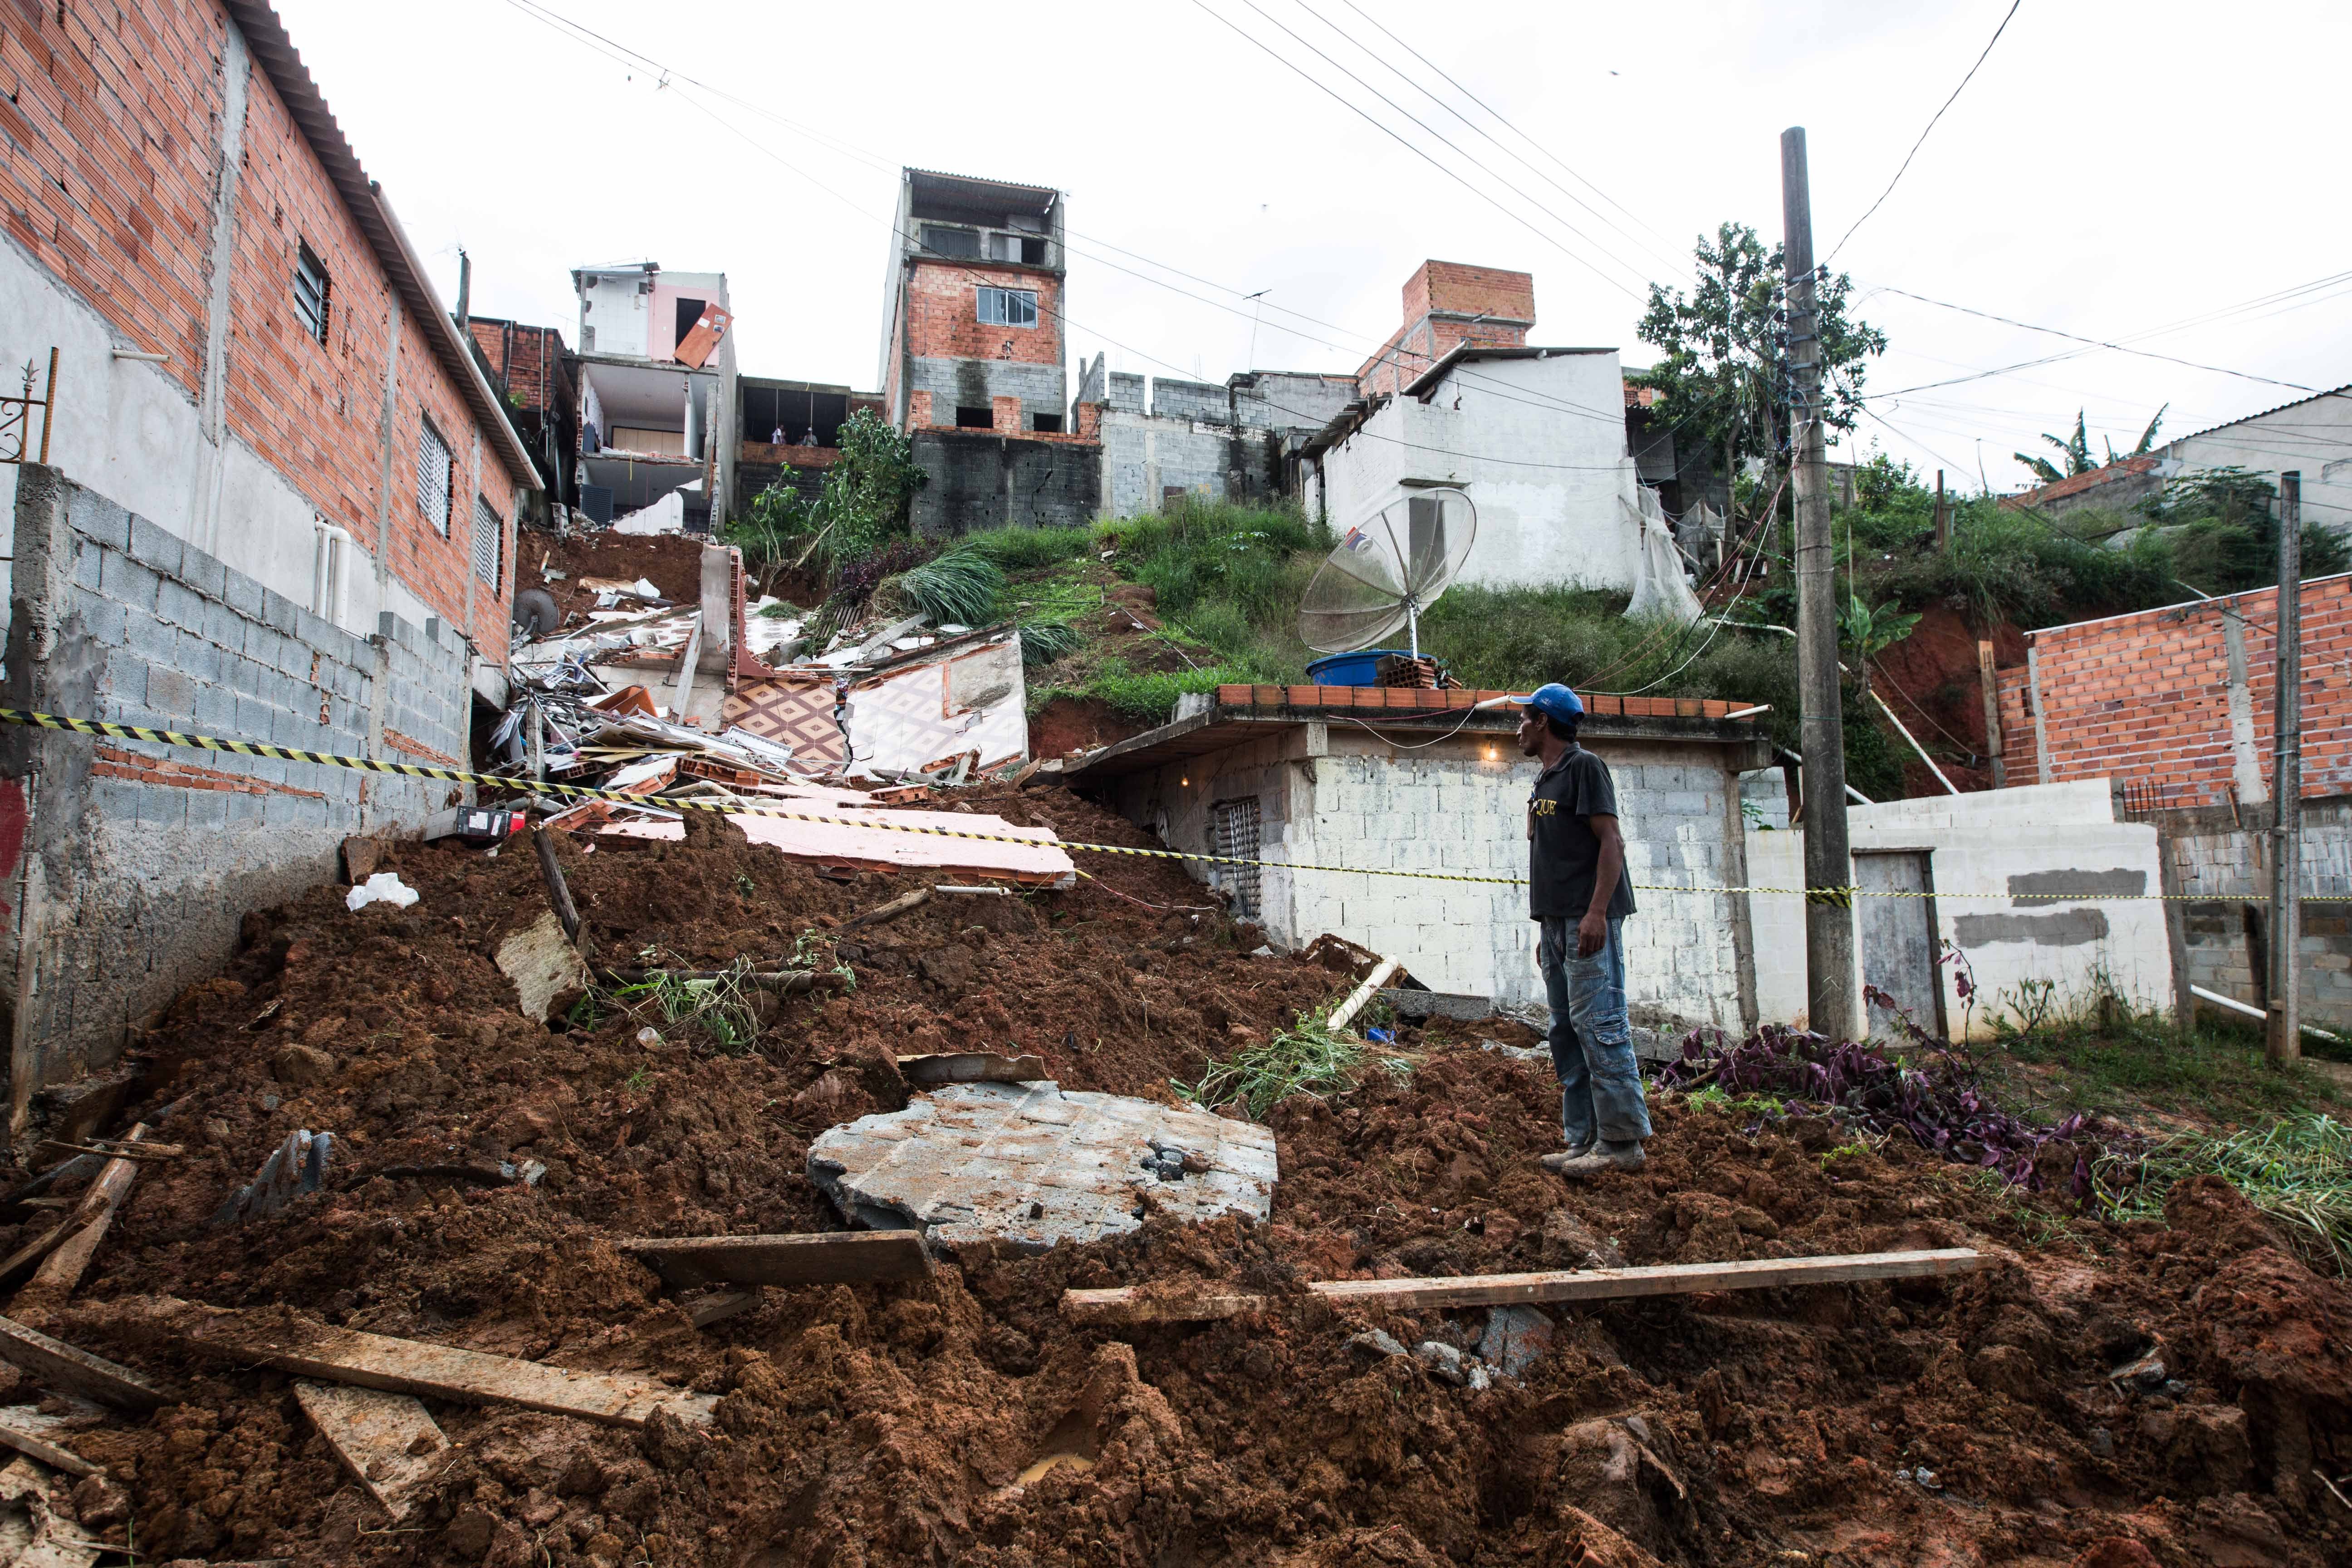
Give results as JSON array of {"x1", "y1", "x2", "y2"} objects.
[
  {"x1": 1061, "y1": 1248, "x2": 1984, "y2": 1325},
  {"x1": 294, "y1": 1381, "x2": 446, "y2": 1519},
  {"x1": 846, "y1": 886, "x2": 930, "y2": 930},
  {"x1": 87, "y1": 1297, "x2": 710, "y2": 1428},
  {"x1": 16, "y1": 1125, "x2": 150, "y2": 1309},
  {"x1": 0, "y1": 1411, "x2": 98, "y2": 1478},
  {"x1": 686, "y1": 1291, "x2": 759, "y2": 1329},
  {"x1": 0, "y1": 1316, "x2": 165, "y2": 1411},
  {"x1": 619, "y1": 1231, "x2": 929, "y2": 1291}
]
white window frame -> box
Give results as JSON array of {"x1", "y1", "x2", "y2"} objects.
[
  {"x1": 416, "y1": 418, "x2": 452, "y2": 535},
  {"x1": 471, "y1": 493, "x2": 503, "y2": 588},
  {"x1": 976, "y1": 286, "x2": 1038, "y2": 329}
]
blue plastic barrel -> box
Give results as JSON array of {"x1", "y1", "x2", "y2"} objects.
[{"x1": 1305, "y1": 649, "x2": 1419, "y2": 686}]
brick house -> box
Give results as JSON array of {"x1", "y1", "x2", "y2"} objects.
[
  {"x1": 1355, "y1": 260, "x2": 1540, "y2": 400},
  {"x1": 0, "y1": 1, "x2": 536, "y2": 1131},
  {"x1": 879, "y1": 168, "x2": 1101, "y2": 533},
  {"x1": 0, "y1": 0, "x2": 537, "y2": 647},
  {"x1": 467, "y1": 316, "x2": 579, "y2": 517}
]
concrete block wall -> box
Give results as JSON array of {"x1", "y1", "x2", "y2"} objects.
[
  {"x1": 906, "y1": 359, "x2": 1068, "y2": 432},
  {"x1": 1150, "y1": 379, "x2": 1231, "y2": 424},
  {"x1": 1749, "y1": 783, "x2": 2173, "y2": 1040},
  {"x1": 909, "y1": 429, "x2": 1102, "y2": 535},
  {"x1": 2162, "y1": 795, "x2": 2352, "y2": 1030},
  {"x1": 1, "y1": 467, "x2": 471, "y2": 1128},
  {"x1": 1107, "y1": 727, "x2": 1753, "y2": 1025},
  {"x1": 1106, "y1": 372, "x2": 1147, "y2": 414}
]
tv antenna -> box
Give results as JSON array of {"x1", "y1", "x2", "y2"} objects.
[{"x1": 1297, "y1": 490, "x2": 1477, "y2": 658}]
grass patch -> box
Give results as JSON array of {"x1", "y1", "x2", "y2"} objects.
[
  {"x1": 1983, "y1": 1012, "x2": 2337, "y2": 1127},
  {"x1": 1176, "y1": 1010, "x2": 1406, "y2": 1120},
  {"x1": 879, "y1": 547, "x2": 1004, "y2": 626},
  {"x1": 961, "y1": 524, "x2": 1098, "y2": 571},
  {"x1": 612, "y1": 956, "x2": 761, "y2": 1055},
  {"x1": 2101, "y1": 1113, "x2": 2352, "y2": 1274}
]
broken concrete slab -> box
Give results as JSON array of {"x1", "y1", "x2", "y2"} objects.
[
  {"x1": 808, "y1": 1082, "x2": 1278, "y2": 1253},
  {"x1": 294, "y1": 1381, "x2": 447, "y2": 1520},
  {"x1": 495, "y1": 911, "x2": 592, "y2": 1024}
]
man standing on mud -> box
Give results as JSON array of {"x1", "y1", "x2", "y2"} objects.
[{"x1": 1511, "y1": 683, "x2": 1651, "y2": 1177}]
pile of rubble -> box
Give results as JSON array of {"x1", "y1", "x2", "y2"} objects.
[
  {"x1": 500, "y1": 535, "x2": 1031, "y2": 805},
  {"x1": 0, "y1": 771, "x2": 2338, "y2": 1564}
]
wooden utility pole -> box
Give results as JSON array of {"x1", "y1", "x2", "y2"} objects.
[
  {"x1": 1977, "y1": 640, "x2": 2006, "y2": 788},
  {"x1": 2268, "y1": 471, "x2": 2303, "y2": 1065},
  {"x1": 1782, "y1": 127, "x2": 1855, "y2": 1042},
  {"x1": 1935, "y1": 471, "x2": 1950, "y2": 551}
]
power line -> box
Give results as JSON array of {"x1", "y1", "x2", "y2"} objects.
[
  {"x1": 1823, "y1": 0, "x2": 2022, "y2": 265},
  {"x1": 1306, "y1": 0, "x2": 1692, "y2": 279},
  {"x1": 1190, "y1": 0, "x2": 1651, "y2": 298},
  {"x1": 1866, "y1": 284, "x2": 2351, "y2": 402}
]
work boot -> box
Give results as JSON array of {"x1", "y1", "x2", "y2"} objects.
[
  {"x1": 1537, "y1": 1142, "x2": 1594, "y2": 1173},
  {"x1": 1548, "y1": 1140, "x2": 1646, "y2": 1180}
]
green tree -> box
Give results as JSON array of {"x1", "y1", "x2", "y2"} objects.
[
  {"x1": 1636, "y1": 221, "x2": 1886, "y2": 519},
  {"x1": 722, "y1": 409, "x2": 926, "y2": 588},
  {"x1": 2013, "y1": 405, "x2": 2166, "y2": 485}
]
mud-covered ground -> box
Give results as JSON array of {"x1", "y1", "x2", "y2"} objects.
[{"x1": 1, "y1": 783, "x2": 2344, "y2": 1567}]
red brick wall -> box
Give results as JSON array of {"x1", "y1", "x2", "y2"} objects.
[
  {"x1": 0, "y1": 0, "x2": 223, "y2": 399},
  {"x1": 2, "y1": 1, "x2": 523, "y2": 646},
  {"x1": 467, "y1": 318, "x2": 568, "y2": 412},
  {"x1": 1994, "y1": 575, "x2": 2352, "y2": 805},
  {"x1": 1405, "y1": 260, "x2": 1535, "y2": 327},
  {"x1": 904, "y1": 260, "x2": 1062, "y2": 367},
  {"x1": 1357, "y1": 260, "x2": 1536, "y2": 398}
]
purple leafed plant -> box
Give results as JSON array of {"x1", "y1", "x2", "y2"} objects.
[{"x1": 1658, "y1": 986, "x2": 2127, "y2": 1200}]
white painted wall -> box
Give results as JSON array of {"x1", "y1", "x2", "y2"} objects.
[
  {"x1": 1111, "y1": 725, "x2": 1755, "y2": 1025},
  {"x1": 1316, "y1": 351, "x2": 1644, "y2": 592},
  {"x1": 2161, "y1": 392, "x2": 2352, "y2": 539},
  {"x1": 577, "y1": 270, "x2": 650, "y2": 359},
  {"x1": 1, "y1": 234, "x2": 436, "y2": 640},
  {"x1": 1747, "y1": 779, "x2": 2173, "y2": 1040}
]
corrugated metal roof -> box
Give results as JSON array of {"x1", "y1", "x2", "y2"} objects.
[{"x1": 2166, "y1": 383, "x2": 2352, "y2": 448}]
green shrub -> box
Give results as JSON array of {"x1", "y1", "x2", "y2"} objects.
[
  {"x1": 878, "y1": 548, "x2": 1004, "y2": 626},
  {"x1": 963, "y1": 524, "x2": 1097, "y2": 571}
]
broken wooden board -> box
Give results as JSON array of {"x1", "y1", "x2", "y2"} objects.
[
  {"x1": 1061, "y1": 1248, "x2": 1986, "y2": 1325},
  {"x1": 15, "y1": 1124, "x2": 151, "y2": 1311},
  {"x1": 0, "y1": 1316, "x2": 164, "y2": 1411},
  {"x1": 294, "y1": 1380, "x2": 447, "y2": 1519},
  {"x1": 687, "y1": 1292, "x2": 758, "y2": 1329},
  {"x1": 897, "y1": 1052, "x2": 1048, "y2": 1086},
  {"x1": 494, "y1": 911, "x2": 592, "y2": 1024},
  {"x1": 84, "y1": 1297, "x2": 711, "y2": 1428},
  {"x1": 619, "y1": 1231, "x2": 929, "y2": 1291},
  {"x1": 0, "y1": 1409, "x2": 98, "y2": 1478}
]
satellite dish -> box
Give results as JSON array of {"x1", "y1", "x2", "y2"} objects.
[{"x1": 1298, "y1": 490, "x2": 1476, "y2": 657}]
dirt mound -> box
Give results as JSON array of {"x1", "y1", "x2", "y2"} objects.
[
  {"x1": 1, "y1": 781, "x2": 2344, "y2": 1566},
  {"x1": 526, "y1": 530, "x2": 711, "y2": 624}
]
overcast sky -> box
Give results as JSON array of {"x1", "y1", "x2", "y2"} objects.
[{"x1": 276, "y1": 0, "x2": 2352, "y2": 494}]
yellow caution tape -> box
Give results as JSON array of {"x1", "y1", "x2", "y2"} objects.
[{"x1": 4, "y1": 706, "x2": 2341, "y2": 902}]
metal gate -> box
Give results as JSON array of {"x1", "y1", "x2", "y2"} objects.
[
  {"x1": 1212, "y1": 799, "x2": 1262, "y2": 920},
  {"x1": 1855, "y1": 849, "x2": 1945, "y2": 1040}
]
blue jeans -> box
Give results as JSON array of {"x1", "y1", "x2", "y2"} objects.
[{"x1": 1539, "y1": 916, "x2": 1652, "y2": 1147}]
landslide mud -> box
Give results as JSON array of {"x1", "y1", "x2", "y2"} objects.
[{"x1": 0, "y1": 784, "x2": 2342, "y2": 1566}]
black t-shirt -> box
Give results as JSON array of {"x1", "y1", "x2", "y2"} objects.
[{"x1": 1527, "y1": 746, "x2": 1636, "y2": 921}]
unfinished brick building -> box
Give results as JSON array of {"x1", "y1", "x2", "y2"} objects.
[
  {"x1": 466, "y1": 317, "x2": 579, "y2": 518},
  {"x1": 1355, "y1": 260, "x2": 1539, "y2": 400},
  {"x1": 880, "y1": 168, "x2": 1100, "y2": 532},
  {"x1": 0, "y1": 0, "x2": 536, "y2": 1123}
]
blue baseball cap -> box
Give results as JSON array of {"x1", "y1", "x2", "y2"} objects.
[{"x1": 1508, "y1": 682, "x2": 1586, "y2": 724}]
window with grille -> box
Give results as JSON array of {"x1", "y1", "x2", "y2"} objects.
[
  {"x1": 1211, "y1": 798, "x2": 1262, "y2": 920},
  {"x1": 976, "y1": 286, "x2": 1038, "y2": 328},
  {"x1": 293, "y1": 243, "x2": 330, "y2": 344},
  {"x1": 471, "y1": 494, "x2": 502, "y2": 588},
  {"x1": 416, "y1": 419, "x2": 451, "y2": 534}
]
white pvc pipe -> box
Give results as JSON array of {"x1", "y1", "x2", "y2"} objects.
[
  {"x1": 1327, "y1": 957, "x2": 1402, "y2": 1033},
  {"x1": 2190, "y1": 984, "x2": 2342, "y2": 1043},
  {"x1": 1871, "y1": 689, "x2": 1960, "y2": 796}
]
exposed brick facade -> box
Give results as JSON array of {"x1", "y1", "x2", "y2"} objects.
[
  {"x1": 1357, "y1": 260, "x2": 1537, "y2": 399},
  {"x1": 0, "y1": 0, "x2": 527, "y2": 648},
  {"x1": 1994, "y1": 575, "x2": 2352, "y2": 806},
  {"x1": 468, "y1": 317, "x2": 571, "y2": 414},
  {"x1": 902, "y1": 263, "x2": 1063, "y2": 376}
]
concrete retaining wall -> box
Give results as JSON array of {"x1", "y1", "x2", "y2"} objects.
[
  {"x1": 2155, "y1": 794, "x2": 2352, "y2": 1032},
  {"x1": 1, "y1": 465, "x2": 474, "y2": 1134}
]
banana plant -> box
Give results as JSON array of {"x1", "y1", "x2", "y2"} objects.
[{"x1": 1838, "y1": 593, "x2": 1921, "y2": 702}]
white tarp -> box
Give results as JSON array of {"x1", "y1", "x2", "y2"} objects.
[{"x1": 1622, "y1": 487, "x2": 1703, "y2": 626}]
